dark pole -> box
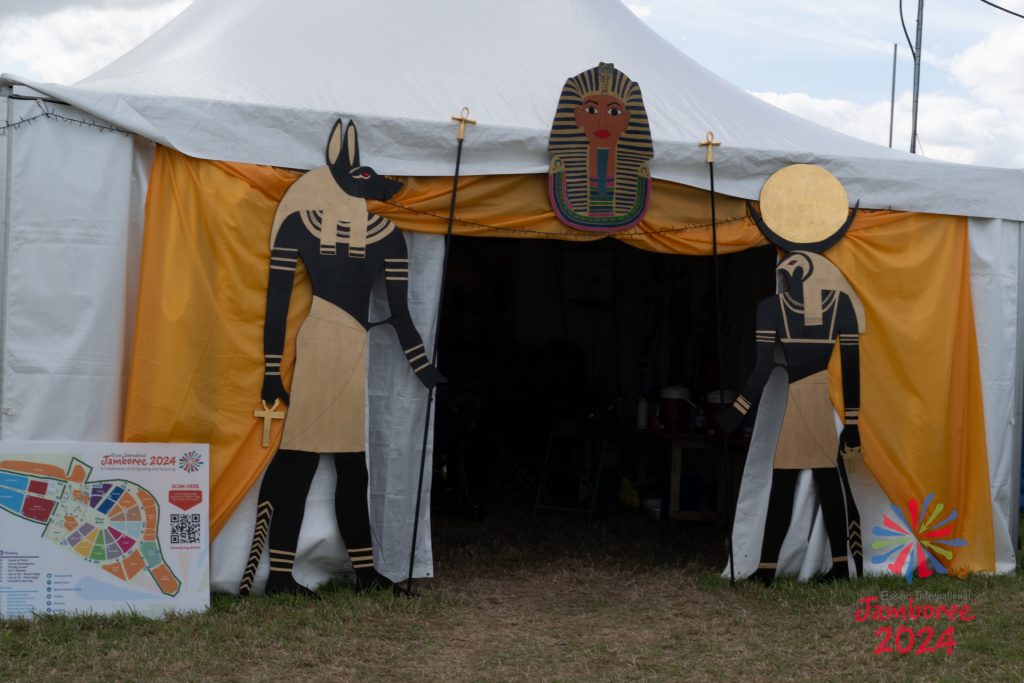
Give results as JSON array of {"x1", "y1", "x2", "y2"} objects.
[
  {"x1": 402, "y1": 108, "x2": 476, "y2": 596},
  {"x1": 889, "y1": 43, "x2": 897, "y2": 149},
  {"x1": 910, "y1": 0, "x2": 924, "y2": 153},
  {"x1": 700, "y1": 132, "x2": 735, "y2": 586}
]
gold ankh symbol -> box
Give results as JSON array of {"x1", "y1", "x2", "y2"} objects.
[
  {"x1": 451, "y1": 106, "x2": 476, "y2": 141},
  {"x1": 699, "y1": 131, "x2": 721, "y2": 163},
  {"x1": 253, "y1": 399, "x2": 285, "y2": 448}
]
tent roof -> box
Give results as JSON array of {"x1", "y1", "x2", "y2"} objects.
[{"x1": 4, "y1": 0, "x2": 1023, "y2": 220}]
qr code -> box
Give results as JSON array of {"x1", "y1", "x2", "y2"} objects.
[{"x1": 170, "y1": 513, "x2": 201, "y2": 545}]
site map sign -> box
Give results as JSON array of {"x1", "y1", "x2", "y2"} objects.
[{"x1": 0, "y1": 442, "x2": 209, "y2": 618}]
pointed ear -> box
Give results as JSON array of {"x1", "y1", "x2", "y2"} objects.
[
  {"x1": 327, "y1": 119, "x2": 344, "y2": 166},
  {"x1": 344, "y1": 121, "x2": 360, "y2": 168}
]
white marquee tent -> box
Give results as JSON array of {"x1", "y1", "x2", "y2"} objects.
[{"x1": 0, "y1": 0, "x2": 1019, "y2": 591}]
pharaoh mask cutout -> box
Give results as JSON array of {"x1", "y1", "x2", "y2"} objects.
[
  {"x1": 718, "y1": 164, "x2": 865, "y2": 586},
  {"x1": 240, "y1": 120, "x2": 444, "y2": 598},
  {"x1": 548, "y1": 62, "x2": 654, "y2": 232}
]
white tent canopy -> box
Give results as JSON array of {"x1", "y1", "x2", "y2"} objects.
[{"x1": 4, "y1": 0, "x2": 1024, "y2": 220}]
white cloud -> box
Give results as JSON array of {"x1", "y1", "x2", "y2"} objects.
[
  {"x1": 0, "y1": 0, "x2": 189, "y2": 84},
  {"x1": 752, "y1": 91, "x2": 896, "y2": 147},
  {"x1": 627, "y1": 4, "x2": 653, "y2": 19},
  {"x1": 0, "y1": 0, "x2": 171, "y2": 20},
  {"x1": 747, "y1": 5, "x2": 1024, "y2": 170},
  {"x1": 949, "y1": 22, "x2": 1024, "y2": 108},
  {"x1": 752, "y1": 90, "x2": 1022, "y2": 168}
]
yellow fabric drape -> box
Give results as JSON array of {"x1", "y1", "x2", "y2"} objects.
[
  {"x1": 825, "y1": 212, "x2": 993, "y2": 573},
  {"x1": 365, "y1": 173, "x2": 765, "y2": 255},
  {"x1": 124, "y1": 151, "x2": 312, "y2": 537},
  {"x1": 125, "y1": 147, "x2": 993, "y2": 574}
]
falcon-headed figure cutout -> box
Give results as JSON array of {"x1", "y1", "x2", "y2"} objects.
[
  {"x1": 718, "y1": 164, "x2": 864, "y2": 586},
  {"x1": 240, "y1": 120, "x2": 443, "y2": 597}
]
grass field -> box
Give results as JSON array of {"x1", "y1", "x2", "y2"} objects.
[{"x1": 2, "y1": 508, "x2": 1022, "y2": 682}]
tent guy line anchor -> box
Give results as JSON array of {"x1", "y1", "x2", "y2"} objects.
[
  {"x1": 702, "y1": 130, "x2": 737, "y2": 587},
  {"x1": 402, "y1": 107, "x2": 475, "y2": 597}
]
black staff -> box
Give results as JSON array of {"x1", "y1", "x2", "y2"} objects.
[
  {"x1": 700, "y1": 131, "x2": 737, "y2": 586},
  {"x1": 402, "y1": 108, "x2": 476, "y2": 596}
]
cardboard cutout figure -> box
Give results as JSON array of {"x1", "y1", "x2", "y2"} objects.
[
  {"x1": 718, "y1": 165, "x2": 863, "y2": 585},
  {"x1": 240, "y1": 120, "x2": 443, "y2": 597},
  {"x1": 548, "y1": 62, "x2": 654, "y2": 232}
]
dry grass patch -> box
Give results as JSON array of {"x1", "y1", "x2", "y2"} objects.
[{"x1": 2, "y1": 508, "x2": 1021, "y2": 682}]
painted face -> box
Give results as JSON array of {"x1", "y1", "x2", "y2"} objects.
[{"x1": 573, "y1": 94, "x2": 631, "y2": 147}]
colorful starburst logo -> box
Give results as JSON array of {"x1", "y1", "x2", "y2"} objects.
[
  {"x1": 179, "y1": 450, "x2": 204, "y2": 474},
  {"x1": 871, "y1": 494, "x2": 967, "y2": 583}
]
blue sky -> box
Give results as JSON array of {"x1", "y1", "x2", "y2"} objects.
[
  {"x1": 2, "y1": 0, "x2": 1023, "y2": 166},
  {"x1": 635, "y1": 0, "x2": 1004, "y2": 100}
]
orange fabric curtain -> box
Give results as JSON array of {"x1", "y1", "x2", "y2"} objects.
[
  {"x1": 825, "y1": 212, "x2": 993, "y2": 573},
  {"x1": 364, "y1": 173, "x2": 764, "y2": 255},
  {"x1": 124, "y1": 151, "x2": 312, "y2": 537},
  {"x1": 125, "y1": 147, "x2": 993, "y2": 572}
]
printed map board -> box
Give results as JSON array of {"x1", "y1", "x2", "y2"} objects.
[{"x1": 0, "y1": 442, "x2": 209, "y2": 619}]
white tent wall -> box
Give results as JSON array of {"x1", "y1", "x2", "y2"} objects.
[
  {"x1": 969, "y1": 217, "x2": 1022, "y2": 573},
  {"x1": 0, "y1": 91, "x2": 149, "y2": 441}
]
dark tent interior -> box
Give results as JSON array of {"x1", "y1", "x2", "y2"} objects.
[{"x1": 431, "y1": 236, "x2": 777, "y2": 526}]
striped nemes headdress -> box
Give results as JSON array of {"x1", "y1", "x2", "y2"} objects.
[{"x1": 548, "y1": 62, "x2": 654, "y2": 232}]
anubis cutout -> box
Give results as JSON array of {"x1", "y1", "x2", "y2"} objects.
[
  {"x1": 240, "y1": 120, "x2": 443, "y2": 597},
  {"x1": 719, "y1": 203, "x2": 864, "y2": 586}
]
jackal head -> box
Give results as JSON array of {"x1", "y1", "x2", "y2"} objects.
[{"x1": 326, "y1": 119, "x2": 403, "y2": 201}]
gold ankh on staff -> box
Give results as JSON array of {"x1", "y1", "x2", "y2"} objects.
[
  {"x1": 253, "y1": 399, "x2": 285, "y2": 448},
  {"x1": 451, "y1": 106, "x2": 476, "y2": 141},
  {"x1": 699, "y1": 131, "x2": 721, "y2": 163}
]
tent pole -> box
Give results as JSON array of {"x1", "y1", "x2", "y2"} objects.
[
  {"x1": 402, "y1": 108, "x2": 475, "y2": 596},
  {"x1": 888, "y1": 43, "x2": 897, "y2": 149},
  {"x1": 700, "y1": 132, "x2": 736, "y2": 586},
  {"x1": 0, "y1": 89, "x2": 14, "y2": 440},
  {"x1": 910, "y1": 0, "x2": 924, "y2": 153},
  {"x1": 1013, "y1": 222, "x2": 1024, "y2": 557}
]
